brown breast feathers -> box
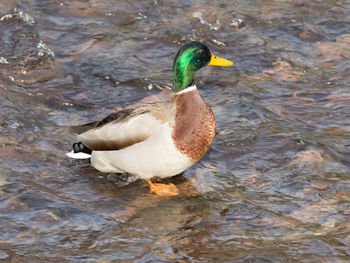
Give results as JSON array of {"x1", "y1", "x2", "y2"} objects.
[{"x1": 172, "y1": 89, "x2": 216, "y2": 162}]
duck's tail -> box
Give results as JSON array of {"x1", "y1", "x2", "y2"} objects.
[{"x1": 66, "y1": 142, "x2": 92, "y2": 159}]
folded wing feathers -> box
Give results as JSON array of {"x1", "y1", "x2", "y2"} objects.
[{"x1": 76, "y1": 101, "x2": 174, "y2": 151}]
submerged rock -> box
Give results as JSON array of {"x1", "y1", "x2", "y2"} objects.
[{"x1": 0, "y1": 10, "x2": 57, "y2": 85}]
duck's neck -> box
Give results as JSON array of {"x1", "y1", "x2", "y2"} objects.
[
  {"x1": 172, "y1": 49, "x2": 197, "y2": 92},
  {"x1": 175, "y1": 84, "x2": 197, "y2": 95},
  {"x1": 173, "y1": 72, "x2": 195, "y2": 92}
]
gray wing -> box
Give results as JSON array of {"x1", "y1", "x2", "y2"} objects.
[{"x1": 74, "y1": 101, "x2": 174, "y2": 150}]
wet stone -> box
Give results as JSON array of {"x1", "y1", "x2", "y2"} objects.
[
  {"x1": 0, "y1": 10, "x2": 56, "y2": 85},
  {"x1": 0, "y1": 250, "x2": 9, "y2": 260}
]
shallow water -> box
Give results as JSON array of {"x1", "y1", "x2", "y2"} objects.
[{"x1": 0, "y1": 0, "x2": 350, "y2": 262}]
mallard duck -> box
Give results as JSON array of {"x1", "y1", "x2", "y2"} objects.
[{"x1": 67, "y1": 41, "x2": 233, "y2": 196}]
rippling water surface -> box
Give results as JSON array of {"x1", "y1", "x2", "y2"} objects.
[{"x1": 0, "y1": 0, "x2": 350, "y2": 262}]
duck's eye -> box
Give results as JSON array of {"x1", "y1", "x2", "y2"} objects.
[{"x1": 197, "y1": 49, "x2": 204, "y2": 55}]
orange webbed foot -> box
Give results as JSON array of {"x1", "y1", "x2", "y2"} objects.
[{"x1": 146, "y1": 179, "x2": 179, "y2": 197}]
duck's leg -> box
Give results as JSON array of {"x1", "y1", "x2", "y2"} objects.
[{"x1": 146, "y1": 179, "x2": 179, "y2": 196}]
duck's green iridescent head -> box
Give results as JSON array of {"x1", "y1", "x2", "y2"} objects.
[{"x1": 172, "y1": 41, "x2": 233, "y2": 92}]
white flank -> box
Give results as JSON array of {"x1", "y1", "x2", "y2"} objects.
[
  {"x1": 176, "y1": 85, "x2": 197, "y2": 94},
  {"x1": 90, "y1": 123, "x2": 193, "y2": 178},
  {"x1": 66, "y1": 151, "x2": 91, "y2": 159}
]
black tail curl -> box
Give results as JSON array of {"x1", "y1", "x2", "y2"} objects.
[{"x1": 72, "y1": 142, "x2": 92, "y2": 154}]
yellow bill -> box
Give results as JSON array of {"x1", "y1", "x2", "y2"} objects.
[{"x1": 208, "y1": 53, "x2": 234, "y2": 67}]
